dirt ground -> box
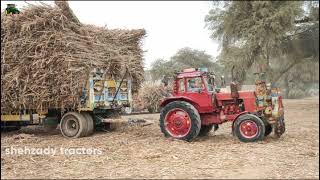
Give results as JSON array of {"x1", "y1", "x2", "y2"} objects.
[{"x1": 1, "y1": 97, "x2": 319, "y2": 179}]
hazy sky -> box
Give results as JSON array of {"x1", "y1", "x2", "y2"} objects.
[{"x1": 1, "y1": 1, "x2": 220, "y2": 69}]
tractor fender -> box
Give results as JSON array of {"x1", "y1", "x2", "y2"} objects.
[{"x1": 160, "y1": 96, "x2": 200, "y2": 111}]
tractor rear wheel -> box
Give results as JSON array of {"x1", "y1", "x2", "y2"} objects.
[
  {"x1": 60, "y1": 112, "x2": 87, "y2": 138},
  {"x1": 160, "y1": 101, "x2": 201, "y2": 142},
  {"x1": 198, "y1": 124, "x2": 214, "y2": 136},
  {"x1": 233, "y1": 114, "x2": 265, "y2": 142}
]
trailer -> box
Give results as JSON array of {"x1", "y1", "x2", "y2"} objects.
[{"x1": 1, "y1": 68, "x2": 133, "y2": 138}]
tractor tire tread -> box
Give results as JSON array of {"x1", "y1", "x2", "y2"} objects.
[
  {"x1": 160, "y1": 101, "x2": 201, "y2": 141},
  {"x1": 60, "y1": 112, "x2": 87, "y2": 138},
  {"x1": 233, "y1": 113, "x2": 266, "y2": 142}
]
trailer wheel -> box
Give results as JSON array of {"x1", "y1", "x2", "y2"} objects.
[
  {"x1": 233, "y1": 114, "x2": 265, "y2": 142},
  {"x1": 198, "y1": 124, "x2": 214, "y2": 136},
  {"x1": 160, "y1": 101, "x2": 201, "y2": 142},
  {"x1": 60, "y1": 112, "x2": 87, "y2": 138},
  {"x1": 82, "y1": 112, "x2": 94, "y2": 136}
]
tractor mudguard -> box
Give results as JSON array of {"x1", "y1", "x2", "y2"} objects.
[
  {"x1": 236, "y1": 113, "x2": 260, "y2": 121},
  {"x1": 160, "y1": 96, "x2": 200, "y2": 110}
]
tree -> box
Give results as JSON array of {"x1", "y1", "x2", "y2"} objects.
[
  {"x1": 171, "y1": 47, "x2": 215, "y2": 70},
  {"x1": 149, "y1": 59, "x2": 176, "y2": 81},
  {"x1": 205, "y1": 1, "x2": 319, "y2": 97},
  {"x1": 149, "y1": 47, "x2": 224, "y2": 82},
  {"x1": 205, "y1": 1, "x2": 303, "y2": 82}
]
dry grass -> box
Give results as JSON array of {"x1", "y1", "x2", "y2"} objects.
[
  {"x1": 133, "y1": 82, "x2": 169, "y2": 112},
  {"x1": 1, "y1": 97, "x2": 319, "y2": 179}
]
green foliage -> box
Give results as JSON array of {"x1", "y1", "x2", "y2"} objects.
[
  {"x1": 149, "y1": 59, "x2": 176, "y2": 81},
  {"x1": 206, "y1": 1, "x2": 302, "y2": 48},
  {"x1": 277, "y1": 56, "x2": 319, "y2": 98},
  {"x1": 149, "y1": 47, "x2": 224, "y2": 81},
  {"x1": 288, "y1": 89, "x2": 305, "y2": 99},
  {"x1": 205, "y1": 1, "x2": 319, "y2": 98},
  {"x1": 283, "y1": 23, "x2": 319, "y2": 62},
  {"x1": 205, "y1": 1, "x2": 304, "y2": 83},
  {"x1": 171, "y1": 48, "x2": 212, "y2": 67}
]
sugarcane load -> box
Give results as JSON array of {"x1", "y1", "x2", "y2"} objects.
[{"x1": 1, "y1": 1, "x2": 145, "y2": 137}]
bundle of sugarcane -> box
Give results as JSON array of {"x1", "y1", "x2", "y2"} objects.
[
  {"x1": 1, "y1": 2, "x2": 145, "y2": 113},
  {"x1": 135, "y1": 82, "x2": 169, "y2": 113}
]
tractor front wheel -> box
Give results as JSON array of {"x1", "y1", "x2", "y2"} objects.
[
  {"x1": 233, "y1": 114, "x2": 265, "y2": 142},
  {"x1": 160, "y1": 101, "x2": 201, "y2": 142}
]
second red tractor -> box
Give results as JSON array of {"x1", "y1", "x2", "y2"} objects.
[{"x1": 159, "y1": 68, "x2": 285, "y2": 142}]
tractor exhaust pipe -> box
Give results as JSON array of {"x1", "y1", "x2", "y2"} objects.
[
  {"x1": 231, "y1": 65, "x2": 236, "y2": 82},
  {"x1": 230, "y1": 66, "x2": 239, "y2": 100}
]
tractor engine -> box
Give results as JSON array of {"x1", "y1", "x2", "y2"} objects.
[{"x1": 221, "y1": 100, "x2": 244, "y2": 115}]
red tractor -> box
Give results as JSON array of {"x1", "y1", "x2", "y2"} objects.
[{"x1": 159, "y1": 68, "x2": 285, "y2": 142}]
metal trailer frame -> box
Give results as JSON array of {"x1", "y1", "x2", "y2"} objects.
[{"x1": 1, "y1": 69, "x2": 133, "y2": 137}]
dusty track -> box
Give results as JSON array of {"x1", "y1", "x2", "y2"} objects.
[{"x1": 1, "y1": 97, "x2": 319, "y2": 179}]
